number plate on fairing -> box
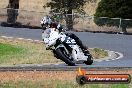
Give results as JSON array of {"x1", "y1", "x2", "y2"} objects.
[{"x1": 63, "y1": 36, "x2": 76, "y2": 46}]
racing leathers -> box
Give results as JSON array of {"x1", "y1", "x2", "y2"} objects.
[{"x1": 42, "y1": 23, "x2": 90, "y2": 56}]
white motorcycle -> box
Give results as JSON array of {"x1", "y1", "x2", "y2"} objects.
[{"x1": 42, "y1": 28, "x2": 93, "y2": 66}]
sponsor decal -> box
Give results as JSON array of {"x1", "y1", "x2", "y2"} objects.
[{"x1": 76, "y1": 67, "x2": 131, "y2": 85}]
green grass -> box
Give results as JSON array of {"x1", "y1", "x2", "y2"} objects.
[
  {"x1": 0, "y1": 43, "x2": 28, "y2": 64},
  {"x1": 0, "y1": 43, "x2": 25, "y2": 56},
  {"x1": 0, "y1": 38, "x2": 59, "y2": 65},
  {"x1": 90, "y1": 48, "x2": 108, "y2": 59},
  {"x1": 0, "y1": 80, "x2": 129, "y2": 88}
]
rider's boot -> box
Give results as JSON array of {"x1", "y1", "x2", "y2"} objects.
[
  {"x1": 82, "y1": 49, "x2": 90, "y2": 56},
  {"x1": 82, "y1": 49, "x2": 92, "y2": 59}
]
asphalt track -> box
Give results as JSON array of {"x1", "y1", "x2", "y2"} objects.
[{"x1": 0, "y1": 26, "x2": 132, "y2": 68}]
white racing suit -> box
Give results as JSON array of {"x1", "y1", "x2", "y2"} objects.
[
  {"x1": 42, "y1": 28, "x2": 88, "y2": 62},
  {"x1": 42, "y1": 28, "x2": 60, "y2": 49}
]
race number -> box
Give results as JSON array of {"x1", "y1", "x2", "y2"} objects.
[{"x1": 64, "y1": 37, "x2": 76, "y2": 45}]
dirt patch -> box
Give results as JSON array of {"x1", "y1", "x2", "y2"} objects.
[
  {"x1": 0, "y1": 70, "x2": 131, "y2": 82},
  {"x1": 0, "y1": 71, "x2": 75, "y2": 82}
]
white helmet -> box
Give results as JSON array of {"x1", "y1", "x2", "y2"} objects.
[{"x1": 40, "y1": 15, "x2": 52, "y2": 27}]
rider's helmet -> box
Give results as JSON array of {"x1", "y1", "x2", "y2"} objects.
[
  {"x1": 40, "y1": 15, "x2": 64, "y2": 32},
  {"x1": 40, "y1": 15, "x2": 52, "y2": 30}
]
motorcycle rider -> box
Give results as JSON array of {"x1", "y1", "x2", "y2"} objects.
[{"x1": 40, "y1": 15, "x2": 91, "y2": 57}]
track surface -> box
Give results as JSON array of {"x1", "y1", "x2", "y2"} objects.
[{"x1": 0, "y1": 26, "x2": 132, "y2": 67}]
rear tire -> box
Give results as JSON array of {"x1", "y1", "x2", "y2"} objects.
[
  {"x1": 55, "y1": 48, "x2": 75, "y2": 66},
  {"x1": 84, "y1": 54, "x2": 93, "y2": 65}
]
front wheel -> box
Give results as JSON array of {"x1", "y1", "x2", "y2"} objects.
[{"x1": 55, "y1": 47, "x2": 75, "y2": 66}]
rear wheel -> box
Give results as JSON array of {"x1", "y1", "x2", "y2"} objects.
[
  {"x1": 55, "y1": 47, "x2": 75, "y2": 66},
  {"x1": 84, "y1": 54, "x2": 93, "y2": 65}
]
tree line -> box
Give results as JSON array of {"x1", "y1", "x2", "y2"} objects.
[{"x1": 45, "y1": 0, "x2": 132, "y2": 32}]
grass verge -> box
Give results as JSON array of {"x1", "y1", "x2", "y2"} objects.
[
  {"x1": 0, "y1": 80, "x2": 129, "y2": 88},
  {"x1": 0, "y1": 43, "x2": 27, "y2": 64},
  {"x1": 0, "y1": 37, "x2": 59, "y2": 65},
  {"x1": 89, "y1": 48, "x2": 108, "y2": 59},
  {"x1": 0, "y1": 37, "x2": 108, "y2": 65}
]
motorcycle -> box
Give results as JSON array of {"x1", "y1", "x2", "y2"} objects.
[{"x1": 42, "y1": 28, "x2": 93, "y2": 66}]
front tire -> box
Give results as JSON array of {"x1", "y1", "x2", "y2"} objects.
[{"x1": 55, "y1": 48, "x2": 75, "y2": 66}]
